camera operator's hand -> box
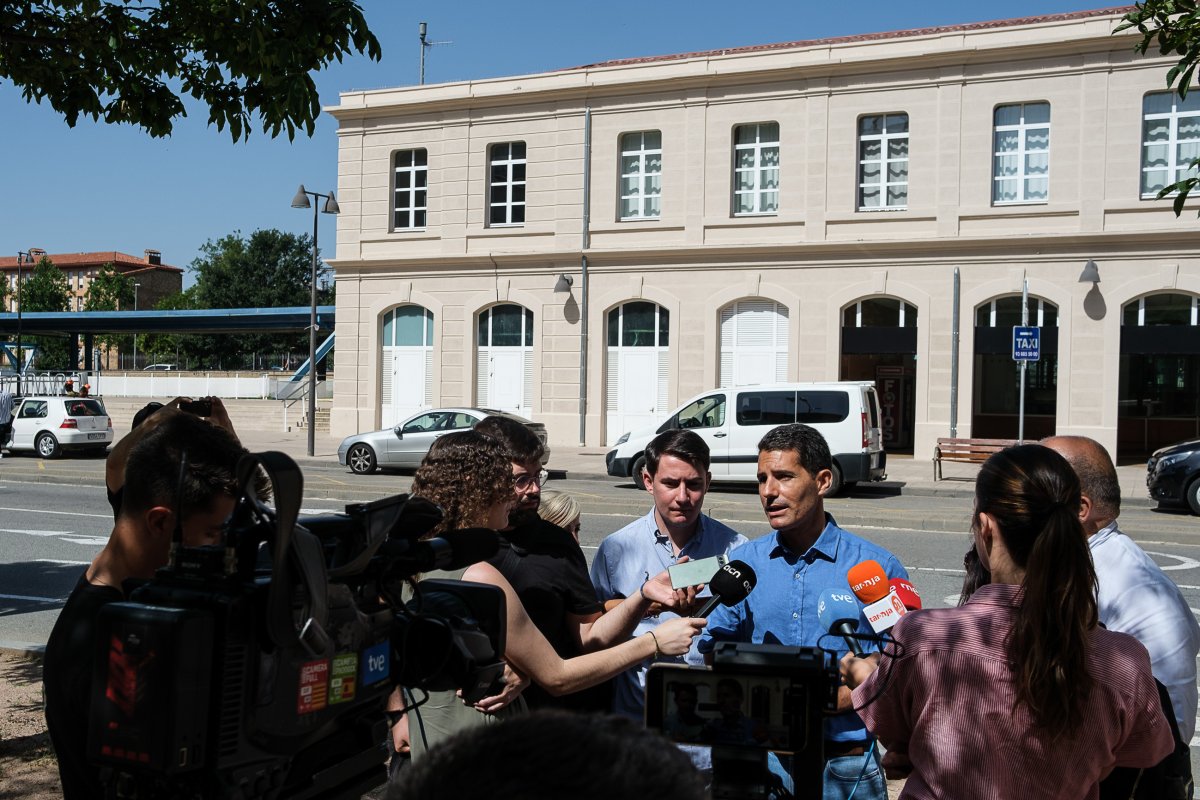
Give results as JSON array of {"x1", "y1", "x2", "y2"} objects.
[
  {"x1": 650, "y1": 617, "x2": 707, "y2": 657},
  {"x1": 467, "y1": 662, "x2": 530, "y2": 714},
  {"x1": 391, "y1": 712, "x2": 410, "y2": 755}
]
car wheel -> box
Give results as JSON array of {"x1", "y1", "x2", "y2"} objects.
[
  {"x1": 1187, "y1": 477, "x2": 1200, "y2": 516},
  {"x1": 826, "y1": 462, "x2": 844, "y2": 497},
  {"x1": 347, "y1": 443, "x2": 377, "y2": 475},
  {"x1": 36, "y1": 432, "x2": 61, "y2": 459},
  {"x1": 631, "y1": 455, "x2": 648, "y2": 490}
]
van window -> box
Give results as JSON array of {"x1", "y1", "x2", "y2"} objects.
[
  {"x1": 737, "y1": 391, "x2": 797, "y2": 426},
  {"x1": 796, "y1": 391, "x2": 849, "y2": 424},
  {"x1": 864, "y1": 388, "x2": 880, "y2": 429},
  {"x1": 677, "y1": 394, "x2": 726, "y2": 430}
]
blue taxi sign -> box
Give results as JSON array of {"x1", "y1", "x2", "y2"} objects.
[{"x1": 1013, "y1": 326, "x2": 1040, "y2": 362}]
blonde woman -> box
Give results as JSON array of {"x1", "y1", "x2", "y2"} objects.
[{"x1": 538, "y1": 490, "x2": 581, "y2": 542}]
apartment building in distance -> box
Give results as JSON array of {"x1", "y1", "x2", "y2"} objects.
[
  {"x1": 327, "y1": 7, "x2": 1200, "y2": 463},
  {"x1": 0, "y1": 249, "x2": 183, "y2": 313}
]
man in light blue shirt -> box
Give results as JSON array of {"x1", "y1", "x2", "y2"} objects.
[
  {"x1": 591, "y1": 429, "x2": 747, "y2": 720},
  {"x1": 698, "y1": 423, "x2": 906, "y2": 800}
]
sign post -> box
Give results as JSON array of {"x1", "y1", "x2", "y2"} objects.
[{"x1": 1012, "y1": 285, "x2": 1040, "y2": 443}]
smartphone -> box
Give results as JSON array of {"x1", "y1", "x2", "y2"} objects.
[
  {"x1": 668, "y1": 555, "x2": 728, "y2": 589},
  {"x1": 179, "y1": 398, "x2": 212, "y2": 416}
]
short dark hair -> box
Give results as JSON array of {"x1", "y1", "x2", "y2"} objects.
[
  {"x1": 121, "y1": 413, "x2": 256, "y2": 518},
  {"x1": 645, "y1": 429, "x2": 710, "y2": 477},
  {"x1": 756, "y1": 423, "x2": 832, "y2": 476},
  {"x1": 390, "y1": 711, "x2": 706, "y2": 800},
  {"x1": 474, "y1": 415, "x2": 544, "y2": 464}
]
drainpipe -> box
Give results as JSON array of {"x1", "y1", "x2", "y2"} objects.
[{"x1": 579, "y1": 106, "x2": 592, "y2": 447}]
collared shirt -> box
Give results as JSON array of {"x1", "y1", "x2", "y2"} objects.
[
  {"x1": 590, "y1": 510, "x2": 747, "y2": 719},
  {"x1": 854, "y1": 583, "x2": 1175, "y2": 800},
  {"x1": 1091, "y1": 520, "x2": 1200, "y2": 741},
  {"x1": 697, "y1": 514, "x2": 907, "y2": 743}
]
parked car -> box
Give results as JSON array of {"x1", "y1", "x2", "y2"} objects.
[
  {"x1": 8, "y1": 396, "x2": 114, "y2": 458},
  {"x1": 606, "y1": 382, "x2": 886, "y2": 495},
  {"x1": 1147, "y1": 438, "x2": 1200, "y2": 515},
  {"x1": 337, "y1": 408, "x2": 550, "y2": 475},
  {"x1": 143, "y1": 363, "x2": 178, "y2": 371}
]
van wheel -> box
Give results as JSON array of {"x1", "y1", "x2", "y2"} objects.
[
  {"x1": 36, "y1": 432, "x2": 61, "y2": 459},
  {"x1": 631, "y1": 455, "x2": 648, "y2": 490},
  {"x1": 826, "y1": 463, "x2": 844, "y2": 496}
]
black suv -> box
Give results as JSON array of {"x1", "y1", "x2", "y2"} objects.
[{"x1": 1147, "y1": 439, "x2": 1200, "y2": 515}]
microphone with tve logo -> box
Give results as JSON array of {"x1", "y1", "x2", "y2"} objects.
[
  {"x1": 848, "y1": 560, "x2": 908, "y2": 634},
  {"x1": 817, "y1": 588, "x2": 865, "y2": 657},
  {"x1": 695, "y1": 560, "x2": 757, "y2": 618}
]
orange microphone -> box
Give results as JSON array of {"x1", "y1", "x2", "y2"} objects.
[{"x1": 847, "y1": 560, "x2": 889, "y2": 603}]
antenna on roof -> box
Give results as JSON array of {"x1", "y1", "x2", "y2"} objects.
[{"x1": 418, "y1": 22, "x2": 452, "y2": 85}]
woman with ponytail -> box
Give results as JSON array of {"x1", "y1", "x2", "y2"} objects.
[{"x1": 841, "y1": 444, "x2": 1172, "y2": 799}]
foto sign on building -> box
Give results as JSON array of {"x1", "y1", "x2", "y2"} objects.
[{"x1": 1013, "y1": 326, "x2": 1040, "y2": 362}]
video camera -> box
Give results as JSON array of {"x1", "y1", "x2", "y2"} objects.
[
  {"x1": 87, "y1": 451, "x2": 506, "y2": 799},
  {"x1": 645, "y1": 642, "x2": 838, "y2": 800}
]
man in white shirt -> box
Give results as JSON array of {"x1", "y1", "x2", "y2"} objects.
[{"x1": 1045, "y1": 435, "x2": 1199, "y2": 744}]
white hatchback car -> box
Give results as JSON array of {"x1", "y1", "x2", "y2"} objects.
[{"x1": 8, "y1": 396, "x2": 114, "y2": 458}]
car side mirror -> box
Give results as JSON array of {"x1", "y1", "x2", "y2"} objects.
[{"x1": 394, "y1": 426, "x2": 403, "y2": 439}]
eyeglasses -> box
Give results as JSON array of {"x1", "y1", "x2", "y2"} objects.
[{"x1": 514, "y1": 469, "x2": 549, "y2": 490}]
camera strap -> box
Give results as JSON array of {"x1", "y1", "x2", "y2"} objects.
[{"x1": 237, "y1": 451, "x2": 330, "y2": 655}]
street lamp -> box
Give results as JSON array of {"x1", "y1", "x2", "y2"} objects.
[
  {"x1": 13, "y1": 248, "x2": 42, "y2": 395},
  {"x1": 291, "y1": 184, "x2": 339, "y2": 457},
  {"x1": 132, "y1": 282, "x2": 141, "y2": 370}
]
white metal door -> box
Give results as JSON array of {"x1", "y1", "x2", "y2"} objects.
[
  {"x1": 607, "y1": 349, "x2": 660, "y2": 445},
  {"x1": 489, "y1": 350, "x2": 524, "y2": 414},
  {"x1": 720, "y1": 300, "x2": 789, "y2": 386},
  {"x1": 383, "y1": 348, "x2": 428, "y2": 428}
]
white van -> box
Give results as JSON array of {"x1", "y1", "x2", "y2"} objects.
[{"x1": 605, "y1": 382, "x2": 886, "y2": 495}]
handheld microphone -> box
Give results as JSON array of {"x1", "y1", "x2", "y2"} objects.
[
  {"x1": 849, "y1": 560, "x2": 906, "y2": 634},
  {"x1": 847, "y1": 560, "x2": 889, "y2": 602},
  {"x1": 890, "y1": 578, "x2": 922, "y2": 611},
  {"x1": 694, "y1": 560, "x2": 757, "y2": 618},
  {"x1": 817, "y1": 588, "x2": 865, "y2": 657}
]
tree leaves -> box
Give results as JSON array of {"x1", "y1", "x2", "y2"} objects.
[{"x1": 0, "y1": 0, "x2": 381, "y2": 141}]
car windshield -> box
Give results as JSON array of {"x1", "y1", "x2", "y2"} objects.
[{"x1": 66, "y1": 400, "x2": 106, "y2": 416}]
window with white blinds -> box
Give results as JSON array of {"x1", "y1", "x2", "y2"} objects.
[{"x1": 719, "y1": 300, "x2": 789, "y2": 386}]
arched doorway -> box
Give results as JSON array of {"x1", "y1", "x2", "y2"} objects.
[
  {"x1": 719, "y1": 299, "x2": 789, "y2": 387},
  {"x1": 477, "y1": 304, "x2": 533, "y2": 415},
  {"x1": 605, "y1": 301, "x2": 669, "y2": 444},
  {"x1": 381, "y1": 305, "x2": 434, "y2": 428},
  {"x1": 972, "y1": 295, "x2": 1058, "y2": 439},
  {"x1": 840, "y1": 297, "x2": 917, "y2": 453},
  {"x1": 1118, "y1": 293, "x2": 1200, "y2": 460}
]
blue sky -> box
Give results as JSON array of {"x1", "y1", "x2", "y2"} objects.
[{"x1": 0, "y1": 1, "x2": 1120, "y2": 285}]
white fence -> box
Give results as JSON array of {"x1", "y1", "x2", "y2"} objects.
[{"x1": 1, "y1": 371, "x2": 332, "y2": 400}]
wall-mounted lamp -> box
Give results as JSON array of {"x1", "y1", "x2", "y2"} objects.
[
  {"x1": 1079, "y1": 259, "x2": 1100, "y2": 284},
  {"x1": 554, "y1": 273, "x2": 574, "y2": 293}
]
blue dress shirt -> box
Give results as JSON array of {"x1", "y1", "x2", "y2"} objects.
[{"x1": 697, "y1": 514, "x2": 908, "y2": 743}]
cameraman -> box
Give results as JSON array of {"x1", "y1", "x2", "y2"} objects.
[{"x1": 42, "y1": 411, "x2": 263, "y2": 799}]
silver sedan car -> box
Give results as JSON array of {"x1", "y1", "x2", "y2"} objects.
[{"x1": 337, "y1": 407, "x2": 550, "y2": 474}]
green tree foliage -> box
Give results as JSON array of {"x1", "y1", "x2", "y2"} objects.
[
  {"x1": 0, "y1": 0, "x2": 381, "y2": 140},
  {"x1": 20, "y1": 256, "x2": 71, "y2": 369},
  {"x1": 1118, "y1": 2, "x2": 1200, "y2": 213},
  {"x1": 83, "y1": 262, "x2": 135, "y2": 356},
  {"x1": 0, "y1": 269, "x2": 9, "y2": 311},
  {"x1": 187, "y1": 228, "x2": 331, "y2": 367},
  {"x1": 140, "y1": 288, "x2": 201, "y2": 367}
]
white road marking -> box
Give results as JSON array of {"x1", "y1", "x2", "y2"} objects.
[
  {"x1": 0, "y1": 593, "x2": 66, "y2": 604},
  {"x1": 0, "y1": 506, "x2": 111, "y2": 519},
  {"x1": 1144, "y1": 552, "x2": 1200, "y2": 572},
  {"x1": 0, "y1": 528, "x2": 73, "y2": 536},
  {"x1": 59, "y1": 537, "x2": 109, "y2": 546},
  {"x1": 34, "y1": 559, "x2": 90, "y2": 566}
]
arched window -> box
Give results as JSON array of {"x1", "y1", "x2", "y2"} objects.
[
  {"x1": 719, "y1": 300, "x2": 788, "y2": 387},
  {"x1": 841, "y1": 296, "x2": 918, "y2": 452},
  {"x1": 972, "y1": 294, "x2": 1058, "y2": 439}
]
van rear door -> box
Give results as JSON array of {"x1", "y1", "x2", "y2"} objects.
[{"x1": 863, "y1": 386, "x2": 883, "y2": 453}]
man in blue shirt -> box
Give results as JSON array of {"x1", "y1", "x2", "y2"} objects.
[
  {"x1": 591, "y1": 429, "x2": 747, "y2": 720},
  {"x1": 698, "y1": 423, "x2": 907, "y2": 800}
]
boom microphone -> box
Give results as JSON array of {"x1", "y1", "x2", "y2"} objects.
[
  {"x1": 817, "y1": 588, "x2": 865, "y2": 657},
  {"x1": 890, "y1": 578, "x2": 922, "y2": 611},
  {"x1": 382, "y1": 528, "x2": 500, "y2": 574},
  {"x1": 695, "y1": 560, "x2": 757, "y2": 618}
]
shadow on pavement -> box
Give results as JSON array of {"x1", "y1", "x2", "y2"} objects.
[{"x1": 0, "y1": 562, "x2": 83, "y2": 618}]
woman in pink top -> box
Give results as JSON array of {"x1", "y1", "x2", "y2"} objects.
[{"x1": 842, "y1": 444, "x2": 1173, "y2": 799}]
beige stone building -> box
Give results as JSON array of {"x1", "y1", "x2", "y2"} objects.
[{"x1": 328, "y1": 7, "x2": 1200, "y2": 463}]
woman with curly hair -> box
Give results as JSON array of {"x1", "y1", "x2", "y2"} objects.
[
  {"x1": 396, "y1": 431, "x2": 706, "y2": 763},
  {"x1": 840, "y1": 444, "x2": 1173, "y2": 799}
]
